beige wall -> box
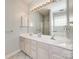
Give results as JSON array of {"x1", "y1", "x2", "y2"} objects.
[{"x1": 5, "y1": 0, "x2": 29, "y2": 55}]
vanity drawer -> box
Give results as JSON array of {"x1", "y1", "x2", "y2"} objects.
[
  {"x1": 50, "y1": 45, "x2": 72, "y2": 58},
  {"x1": 37, "y1": 41, "x2": 49, "y2": 50}
]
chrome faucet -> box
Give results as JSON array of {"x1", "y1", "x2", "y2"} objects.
[
  {"x1": 38, "y1": 32, "x2": 42, "y2": 37},
  {"x1": 51, "y1": 34, "x2": 56, "y2": 40}
]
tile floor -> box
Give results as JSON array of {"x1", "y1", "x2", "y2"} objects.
[{"x1": 8, "y1": 52, "x2": 30, "y2": 59}]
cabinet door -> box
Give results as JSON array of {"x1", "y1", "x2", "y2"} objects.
[
  {"x1": 20, "y1": 37, "x2": 25, "y2": 51},
  {"x1": 25, "y1": 38, "x2": 31, "y2": 56},
  {"x1": 49, "y1": 45, "x2": 72, "y2": 59},
  {"x1": 31, "y1": 49, "x2": 37, "y2": 59},
  {"x1": 37, "y1": 42, "x2": 49, "y2": 59},
  {"x1": 31, "y1": 40, "x2": 37, "y2": 59},
  {"x1": 51, "y1": 54, "x2": 66, "y2": 59}
]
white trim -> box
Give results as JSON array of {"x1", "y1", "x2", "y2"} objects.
[{"x1": 6, "y1": 49, "x2": 21, "y2": 59}]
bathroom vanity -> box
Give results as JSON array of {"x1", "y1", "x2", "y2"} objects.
[
  {"x1": 20, "y1": 33, "x2": 72, "y2": 59},
  {"x1": 19, "y1": 0, "x2": 73, "y2": 59}
]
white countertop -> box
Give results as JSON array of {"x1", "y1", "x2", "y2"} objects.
[{"x1": 20, "y1": 33, "x2": 73, "y2": 51}]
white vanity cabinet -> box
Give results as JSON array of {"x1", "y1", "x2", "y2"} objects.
[
  {"x1": 20, "y1": 37, "x2": 25, "y2": 52},
  {"x1": 51, "y1": 54, "x2": 66, "y2": 59},
  {"x1": 37, "y1": 42, "x2": 50, "y2": 59},
  {"x1": 20, "y1": 37, "x2": 32, "y2": 57},
  {"x1": 24, "y1": 38, "x2": 31, "y2": 57},
  {"x1": 31, "y1": 40, "x2": 37, "y2": 59},
  {"x1": 20, "y1": 35, "x2": 72, "y2": 59},
  {"x1": 49, "y1": 45, "x2": 72, "y2": 59}
]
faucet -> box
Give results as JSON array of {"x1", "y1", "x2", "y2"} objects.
[
  {"x1": 37, "y1": 32, "x2": 42, "y2": 38},
  {"x1": 51, "y1": 34, "x2": 56, "y2": 40}
]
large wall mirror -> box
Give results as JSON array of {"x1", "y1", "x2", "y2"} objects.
[
  {"x1": 28, "y1": 0, "x2": 73, "y2": 39},
  {"x1": 29, "y1": 8, "x2": 50, "y2": 35}
]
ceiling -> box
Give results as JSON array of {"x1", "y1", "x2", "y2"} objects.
[
  {"x1": 23, "y1": 0, "x2": 41, "y2": 5},
  {"x1": 23, "y1": 0, "x2": 73, "y2": 6}
]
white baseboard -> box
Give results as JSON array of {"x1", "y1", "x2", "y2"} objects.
[{"x1": 6, "y1": 49, "x2": 21, "y2": 59}]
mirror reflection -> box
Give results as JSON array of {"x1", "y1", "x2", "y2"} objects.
[
  {"x1": 29, "y1": 0, "x2": 73, "y2": 39},
  {"x1": 29, "y1": 9, "x2": 50, "y2": 35}
]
